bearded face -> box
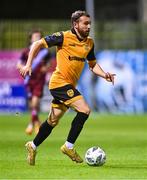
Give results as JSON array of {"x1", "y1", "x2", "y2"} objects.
[{"x1": 74, "y1": 16, "x2": 91, "y2": 39}]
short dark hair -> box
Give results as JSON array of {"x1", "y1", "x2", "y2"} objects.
[
  {"x1": 28, "y1": 29, "x2": 43, "y2": 40},
  {"x1": 27, "y1": 29, "x2": 43, "y2": 46},
  {"x1": 71, "y1": 10, "x2": 90, "y2": 25}
]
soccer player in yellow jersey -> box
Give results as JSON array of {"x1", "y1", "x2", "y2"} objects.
[{"x1": 19, "y1": 10, "x2": 116, "y2": 165}]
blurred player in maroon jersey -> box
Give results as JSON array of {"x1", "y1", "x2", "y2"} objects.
[{"x1": 17, "y1": 29, "x2": 51, "y2": 135}]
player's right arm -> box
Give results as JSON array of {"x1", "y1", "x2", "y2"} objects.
[{"x1": 19, "y1": 32, "x2": 63, "y2": 78}]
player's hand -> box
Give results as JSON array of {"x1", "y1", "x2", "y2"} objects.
[
  {"x1": 19, "y1": 65, "x2": 32, "y2": 78},
  {"x1": 16, "y1": 63, "x2": 23, "y2": 70},
  {"x1": 105, "y1": 72, "x2": 116, "y2": 85}
]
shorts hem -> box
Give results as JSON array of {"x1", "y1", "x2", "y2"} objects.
[{"x1": 64, "y1": 95, "x2": 83, "y2": 105}]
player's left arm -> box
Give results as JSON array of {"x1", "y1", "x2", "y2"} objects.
[{"x1": 87, "y1": 44, "x2": 116, "y2": 85}]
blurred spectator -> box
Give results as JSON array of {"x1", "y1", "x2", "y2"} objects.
[
  {"x1": 112, "y1": 59, "x2": 135, "y2": 113},
  {"x1": 17, "y1": 29, "x2": 51, "y2": 135},
  {"x1": 94, "y1": 51, "x2": 143, "y2": 114},
  {"x1": 95, "y1": 51, "x2": 117, "y2": 113}
]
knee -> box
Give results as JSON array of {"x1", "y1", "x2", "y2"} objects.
[
  {"x1": 47, "y1": 116, "x2": 59, "y2": 127},
  {"x1": 80, "y1": 107, "x2": 91, "y2": 115}
]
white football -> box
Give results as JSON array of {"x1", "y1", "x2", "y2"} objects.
[{"x1": 85, "y1": 146, "x2": 106, "y2": 166}]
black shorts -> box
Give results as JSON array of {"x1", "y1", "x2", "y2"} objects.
[{"x1": 50, "y1": 84, "x2": 82, "y2": 110}]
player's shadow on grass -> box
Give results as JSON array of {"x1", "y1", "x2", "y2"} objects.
[{"x1": 106, "y1": 165, "x2": 147, "y2": 170}]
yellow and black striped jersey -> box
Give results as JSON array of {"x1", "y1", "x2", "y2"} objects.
[{"x1": 42, "y1": 28, "x2": 96, "y2": 89}]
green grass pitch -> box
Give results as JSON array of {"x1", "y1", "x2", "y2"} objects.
[{"x1": 0, "y1": 112, "x2": 147, "y2": 179}]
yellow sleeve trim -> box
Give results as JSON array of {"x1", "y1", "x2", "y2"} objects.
[
  {"x1": 41, "y1": 38, "x2": 48, "y2": 48},
  {"x1": 87, "y1": 59, "x2": 96, "y2": 68}
]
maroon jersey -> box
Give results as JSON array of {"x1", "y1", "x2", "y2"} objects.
[
  {"x1": 20, "y1": 47, "x2": 51, "y2": 98},
  {"x1": 20, "y1": 47, "x2": 51, "y2": 83}
]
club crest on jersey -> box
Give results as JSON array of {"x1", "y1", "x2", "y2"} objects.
[
  {"x1": 67, "y1": 89, "x2": 74, "y2": 97},
  {"x1": 84, "y1": 44, "x2": 90, "y2": 51}
]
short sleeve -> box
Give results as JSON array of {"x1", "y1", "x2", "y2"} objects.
[
  {"x1": 43, "y1": 32, "x2": 63, "y2": 48},
  {"x1": 86, "y1": 44, "x2": 96, "y2": 61}
]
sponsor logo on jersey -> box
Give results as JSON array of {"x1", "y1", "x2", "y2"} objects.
[{"x1": 68, "y1": 56, "x2": 85, "y2": 62}]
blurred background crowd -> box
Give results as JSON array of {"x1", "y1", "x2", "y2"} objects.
[{"x1": 0, "y1": 0, "x2": 147, "y2": 114}]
